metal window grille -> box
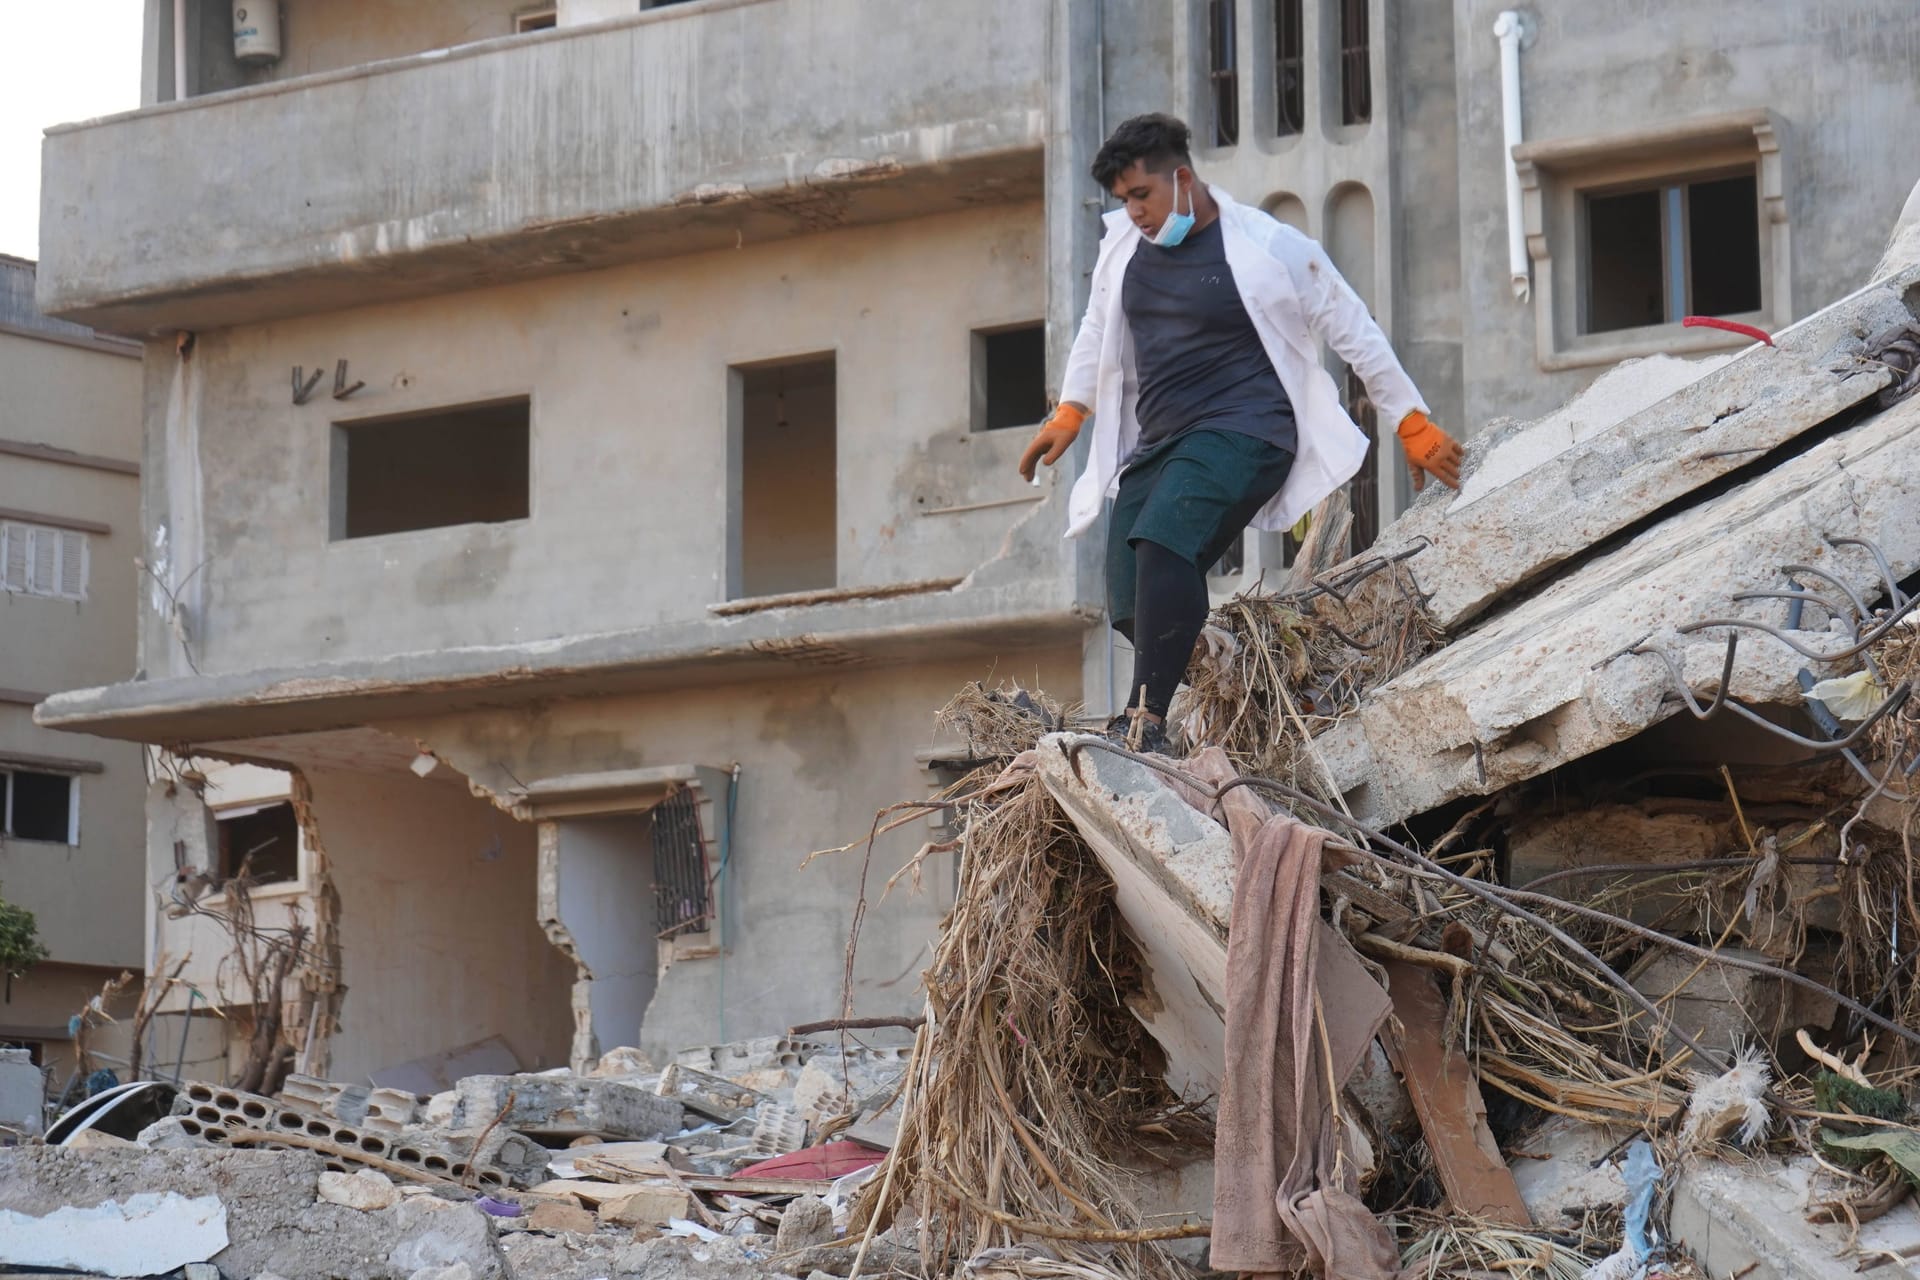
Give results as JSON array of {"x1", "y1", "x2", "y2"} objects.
[
  {"x1": 1274, "y1": 0, "x2": 1304, "y2": 136},
  {"x1": 1207, "y1": 0, "x2": 1239, "y2": 147},
  {"x1": 1344, "y1": 367, "x2": 1381, "y2": 554},
  {"x1": 651, "y1": 786, "x2": 714, "y2": 939},
  {"x1": 1339, "y1": 0, "x2": 1371, "y2": 126}
]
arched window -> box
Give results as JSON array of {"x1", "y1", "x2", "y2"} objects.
[
  {"x1": 1339, "y1": 0, "x2": 1371, "y2": 126},
  {"x1": 1207, "y1": 0, "x2": 1239, "y2": 146}
]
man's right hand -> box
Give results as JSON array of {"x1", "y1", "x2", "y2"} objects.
[{"x1": 1017, "y1": 403, "x2": 1088, "y2": 482}]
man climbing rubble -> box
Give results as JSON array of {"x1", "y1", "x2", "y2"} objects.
[{"x1": 1018, "y1": 113, "x2": 1463, "y2": 753}]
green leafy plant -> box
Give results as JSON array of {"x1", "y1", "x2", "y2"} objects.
[{"x1": 0, "y1": 888, "x2": 51, "y2": 997}]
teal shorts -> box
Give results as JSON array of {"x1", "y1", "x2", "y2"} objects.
[{"x1": 1105, "y1": 428, "x2": 1295, "y2": 632}]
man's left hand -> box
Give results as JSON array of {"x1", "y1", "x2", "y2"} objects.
[{"x1": 1396, "y1": 410, "x2": 1463, "y2": 492}]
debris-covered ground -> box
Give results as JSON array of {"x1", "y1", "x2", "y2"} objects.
[{"x1": 3, "y1": 1037, "x2": 921, "y2": 1279}]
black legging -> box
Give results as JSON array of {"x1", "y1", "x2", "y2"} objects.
[{"x1": 1117, "y1": 538, "x2": 1209, "y2": 719}]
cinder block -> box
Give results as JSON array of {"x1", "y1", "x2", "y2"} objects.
[
  {"x1": 173, "y1": 1081, "x2": 530, "y2": 1188},
  {"x1": 1627, "y1": 948, "x2": 1824, "y2": 1057},
  {"x1": 454, "y1": 1074, "x2": 683, "y2": 1140}
]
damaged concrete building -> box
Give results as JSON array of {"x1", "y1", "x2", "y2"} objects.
[{"x1": 27, "y1": 0, "x2": 1920, "y2": 1090}]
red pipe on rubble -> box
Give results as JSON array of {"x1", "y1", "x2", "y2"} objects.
[{"x1": 1683, "y1": 315, "x2": 1774, "y2": 346}]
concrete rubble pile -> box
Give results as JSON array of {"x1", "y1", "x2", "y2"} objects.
[
  {"x1": 820, "y1": 189, "x2": 1920, "y2": 1280},
  {"x1": 0, "y1": 1036, "x2": 921, "y2": 1279}
]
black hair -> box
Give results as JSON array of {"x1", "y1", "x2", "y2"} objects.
[{"x1": 1090, "y1": 114, "x2": 1194, "y2": 190}]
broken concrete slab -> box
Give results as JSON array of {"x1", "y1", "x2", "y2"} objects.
[
  {"x1": 1031, "y1": 736, "x2": 1400, "y2": 1127},
  {"x1": 1671, "y1": 1156, "x2": 1920, "y2": 1280},
  {"x1": 1372, "y1": 264, "x2": 1919, "y2": 631},
  {"x1": 0, "y1": 1191, "x2": 228, "y2": 1276},
  {"x1": 1507, "y1": 1117, "x2": 1630, "y2": 1227},
  {"x1": 1322, "y1": 390, "x2": 1920, "y2": 827},
  {"x1": 455, "y1": 1073, "x2": 683, "y2": 1140},
  {"x1": 1876, "y1": 179, "x2": 1920, "y2": 283}
]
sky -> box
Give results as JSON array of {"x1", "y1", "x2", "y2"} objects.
[{"x1": 0, "y1": 3, "x2": 146, "y2": 260}]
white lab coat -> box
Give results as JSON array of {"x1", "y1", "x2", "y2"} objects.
[{"x1": 1059, "y1": 185, "x2": 1426, "y2": 538}]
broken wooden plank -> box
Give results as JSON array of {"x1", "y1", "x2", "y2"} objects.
[{"x1": 1378, "y1": 960, "x2": 1531, "y2": 1226}]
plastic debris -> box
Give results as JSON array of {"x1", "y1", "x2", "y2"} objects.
[{"x1": 1806, "y1": 669, "x2": 1883, "y2": 719}]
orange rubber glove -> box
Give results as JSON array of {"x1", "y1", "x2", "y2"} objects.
[
  {"x1": 1017, "y1": 403, "x2": 1087, "y2": 482},
  {"x1": 1396, "y1": 409, "x2": 1463, "y2": 492}
]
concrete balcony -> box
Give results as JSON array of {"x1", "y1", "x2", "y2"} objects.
[{"x1": 37, "y1": 0, "x2": 1048, "y2": 334}]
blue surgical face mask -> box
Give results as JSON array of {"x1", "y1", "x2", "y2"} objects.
[{"x1": 1153, "y1": 173, "x2": 1196, "y2": 247}]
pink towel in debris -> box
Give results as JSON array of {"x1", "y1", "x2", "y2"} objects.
[{"x1": 1174, "y1": 749, "x2": 1400, "y2": 1279}]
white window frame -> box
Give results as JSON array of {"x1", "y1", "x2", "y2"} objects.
[
  {"x1": 1, "y1": 768, "x2": 81, "y2": 846},
  {"x1": 0, "y1": 520, "x2": 90, "y2": 602},
  {"x1": 1514, "y1": 109, "x2": 1788, "y2": 371},
  {"x1": 206, "y1": 797, "x2": 309, "y2": 901}
]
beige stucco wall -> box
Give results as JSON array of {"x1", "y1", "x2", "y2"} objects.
[
  {"x1": 0, "y1": 326, "x2": 145, "y2": 988},
  {"x1": 386, "y1": 643, "x2": 1084, "y2": 1058},
  {"x1": 145, "y1": 202, "x2": 1046, "y2": 683}
]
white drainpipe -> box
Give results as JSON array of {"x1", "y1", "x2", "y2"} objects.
[
  {"x1": 1494, "y1": 11, "x2": 1528, "y2": 302},
  {"x1": 174, "y1": 0, "x2": 190, "y2": 100}
]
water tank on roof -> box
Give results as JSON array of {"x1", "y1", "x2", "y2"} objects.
[{"x1": 233, "y1": 2, "x2": 282, "y2": 64}]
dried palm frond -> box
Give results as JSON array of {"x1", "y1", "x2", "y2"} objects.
[
  {"x1": 1174, "y1": 551, "x2": 1441, "y2": 805},
  {"x1": 852, "y1": 765, "x2": 1208, "y2": 1280},
  {"x1": 938, "y1": 682, "x2": 1078, "y2": 769},
  {"x1": 1398, "y1": 1212, "x2": 1597, "y2": 1280}
]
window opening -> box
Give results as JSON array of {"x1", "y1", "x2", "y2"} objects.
[
  {"x1": 1207, "y1": 0, "x2": 1239, "y2": 147},
  {"x1": 972, "y1": 324, "x2": 1048, "y2": 432},
  {"x1": 330, "y1": 397, "x2": 531, "y2": 540},
  {"x1": 0, "y1": 522, "x2": 88, "y2": 601},
  {"x1": 1274, "y1": 0, "x2": 1305, "y2": 136},
  {"x1": 2, "y1": 770, "x2": 76, "y2": 845},
  {"x1": 216, "y1": 801, "x2": 301, "y2": 888},
  {"x1": 1583, "y1": 170, "x2": 1759, "y2": 335},
  {"x1": 513, "y1": 8, "x2": 557, "y2": 31},
  {"x1": 651, "y1": 788, "x2": 713, "y2": 939},
  {"x1": 1338, "y1": 0, "x2": 1371, "y2": 126},
  {"x1": 732, "y1": 355, "x2": 837, "y2": 599},
  {"x1": 1344, "y1": 367, "x2": 1381, "y2": 554}
]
